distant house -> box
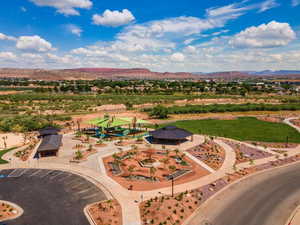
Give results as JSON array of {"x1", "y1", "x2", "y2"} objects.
[{"x1": 37, "y1": 127, "x2": 62, "y2": 157}]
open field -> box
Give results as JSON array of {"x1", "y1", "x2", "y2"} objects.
[{"x1": 158, "y1": 117, "x2": 300, "y2": 143}]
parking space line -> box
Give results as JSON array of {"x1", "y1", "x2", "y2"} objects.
[
  {"x1": 56, "y1": 173, "x2": 73, "y2": 182},
  {"x1": 8, "y1": 169, "x2": 28, "y2": 177},
  {"x1": 70, "y1": 182, "x2": 87, "y2": 189},
  {"x1": 5, "y1": 169, "x2": 16, "y2": 177},
  {"x1": 49, "y1": 171, "x2": 65, "y2": 180},
  {"x1": 66, "y1": 178, "x2": 85, "y2": 186},
  {"x1": 81, "y1": 193, "x2": 99, "y2": 200},
  {"x1": 76, "y1": 187, "x2": 94, "y2": 195},
  {"x1": 28, "y1": 169, "x2": 43, "y2": 177},
  {"x1": 39, "y1": 170, "x2": 53, "y2": 178}
]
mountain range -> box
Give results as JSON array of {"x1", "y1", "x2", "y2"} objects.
[{"x1": 0, "y1": 68, "x2": 299, "y2": 81}]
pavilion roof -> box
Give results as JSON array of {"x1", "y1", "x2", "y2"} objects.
[{"x1": 149, "y1": 126, "x2": 193, "y2": 140}]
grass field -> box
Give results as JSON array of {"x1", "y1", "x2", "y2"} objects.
[
  {"x1": 0, "y1": 147, "x2": 17, "y2": 164},
  {"x1": 160, "y1": 117, "x2": 300, "y2": 143}
]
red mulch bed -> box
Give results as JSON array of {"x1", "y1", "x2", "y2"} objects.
[
  {"x1": 0, "y1": 202, "x2": 17, "y2": 221},
  {"x1": 187, "y1": 140, "x2": 225, "y2": 170},
  {"x1": 88, "y1": 199, "x2": 122, "y2": 225},
  {"x1": 103, "y1": 149, "x2": 210, "y2": 191}
]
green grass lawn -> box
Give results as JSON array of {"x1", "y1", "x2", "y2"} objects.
[
  {"x1": 160, "y1": 117, "x2": 300, "y2": 143},
  {"x1": 0, "y1": 147, "x2": 17, "y2": 164}
]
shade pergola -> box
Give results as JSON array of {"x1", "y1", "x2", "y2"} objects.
[
  {"x1": 119, "y1": 117, "x2": 151, "y2": 124},
  {"x1": 149, "y1": 126, "x2": 193, "y2": 144},
  {"x1": 88, "y1": 117, "x2": 130, "y2": 129}
]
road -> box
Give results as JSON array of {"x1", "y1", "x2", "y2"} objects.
[
  {"x1": 187, "y1": 162, "x2": 300, "y2": 225},
  {"x1": 0, "y1": 169, "x2": 107, "y2": 225}
]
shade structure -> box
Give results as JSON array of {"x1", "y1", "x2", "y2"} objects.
[
  {"x1": 119, "y1": 117, "x2": 151, "y2": 124},
  {"x1": 149, "y1": 126, "x2": 193, "y2": 141},
  {"x1": 87, "y1": 117, "x2": 130, "y2": 128}
]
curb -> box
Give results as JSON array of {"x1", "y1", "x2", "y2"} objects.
[
  {"x1": 84, "y1": 203, "x2": 98, "y2": 225},
  {"x1": 285, "y1": 205, "x2": 300, "y2": 225},
  {"x1": 0, "y1": 200, "x2": 24, "y2": 222}
]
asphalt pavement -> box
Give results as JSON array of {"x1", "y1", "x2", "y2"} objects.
[
  {"x1": 0, "y1": 168, "x2": 107, "y2": 225},
  {"x1": 187, "y1": 162, "x2": 300, "y2": 225}
]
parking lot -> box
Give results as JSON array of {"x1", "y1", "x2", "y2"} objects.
[{"x1": 0, "y1": 168, "x2": 107, "y2": 225}]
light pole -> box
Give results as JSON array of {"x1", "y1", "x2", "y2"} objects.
[
  {"x1": 171, "y1": 177, "x2": 174, "y2": 197},
  {"x1": 286, "y1": 136, "x2": 289, "y2": 148}
]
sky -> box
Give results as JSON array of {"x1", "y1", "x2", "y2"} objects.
[{"x1": 0, "y1": 0, "x2": 299, "y2": 72}]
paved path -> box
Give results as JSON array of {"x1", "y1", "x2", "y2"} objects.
[
  {"x1": 284, "y1": 117, "x2": 300, "y2": 132},
  {"x1": 186, "y1": 162, "x2": 300, "y2": 225}
]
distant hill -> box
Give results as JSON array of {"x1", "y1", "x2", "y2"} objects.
[
  {"x1": 247, "y1": 70, "x2": 300, "y2": 75},
  {"x1": 0, "y1": 68, "x2": 299, "y2": 81}
]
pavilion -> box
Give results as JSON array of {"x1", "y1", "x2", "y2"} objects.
[
  {"x1": 149, "y1": 126, "x2": 193, "y2": 145},
  {"x1": 37, "y1": 127, "x2": 62, "y2": 157}
]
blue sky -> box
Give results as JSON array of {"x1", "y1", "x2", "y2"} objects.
[{"x1": 0, "y1": 0, "x2": 299, "y2": 72}]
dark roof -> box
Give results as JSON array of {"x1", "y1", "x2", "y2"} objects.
[
  {"x1": 149, "y1": 126, "x2": 193, "y2": 140},
  {"x1": 37, "y1": 134, "x2": 62, "y2": 152},
  {"x1": 38, "y1": 127, "x2": 60, "y2": 136}
]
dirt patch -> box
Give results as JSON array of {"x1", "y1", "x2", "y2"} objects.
[
  {"x1": 0, "y1": 133, "x2": 24, "y2": 150},
  {"x1": 103, "y1": 148, "x2": 210, "y2": 191},
  {"x1": 256, "y1": 115, "x2": 284, "y2": 123},
  {"x1": 88, "y1": 199, "x2": 122, "y2": 225}
]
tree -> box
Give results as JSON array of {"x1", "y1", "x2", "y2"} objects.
[
  {"x1": 75, "y1": 150, "x2": 83, "y2": 160},
  {"x1": 150, "y1": 105, "x2": 168, "y2": 119},
  {"x1": 128, "y1": 165, "x2": 136, "y2": 175},
  {"x1": 160, "y1": 158, "x2": 170, "y2": 170},
  {"x1": 169, "y1": 165, "x2": 177, "y2": 173},
  {"x1": 150, "y1": 167, "x2": 157, "y2": 177}
]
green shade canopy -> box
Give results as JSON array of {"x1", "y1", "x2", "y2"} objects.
[
  {"x1": 88, "y1": 117, "x2": 130, "y2": 128},
  {"x1": 119, "y1": 117, "x2": 151, "y2": 124}
]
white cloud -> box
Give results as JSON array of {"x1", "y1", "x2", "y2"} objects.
[
  {"x1": 259, "y1": 0, "x2": 279, "y2": 12},
  {"x1": 206, "y1": 3, "x2": 251, "y2": 17},
  {"x1": 230, "y1": 21, "x2": 296, "y2": 48},
  {"x1": 29, "y1": 0, "x2": 92, "y2": 16},
  {"x1": 16, "y1": 35, "x2": 54, "y2": 52},
  {"x1": 92, "y1": 9, "x2": 135, "y2": 27},
  {"x1": 170, "y1": 53, "x2": 185, "y2": 62},
  {"x1": 292, "y1": 0, "x2": 300, "y2": 6},
  {"x1": 0, "y1": 33, "x2": 17, "y2": 41},
  {"x1": 21, "y1": 7, "x2": 27, "y2": 12},
  {"x1": 184, "y1": 46, "x2": 197, "y2": 54},
  {"x1": 0, "y1": 52, "x2": 17, "y2": 60},
  {"x1": 66, "y1": 24, "x2": 82, "y2": 37}
]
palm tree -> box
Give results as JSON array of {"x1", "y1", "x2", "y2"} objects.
[
  {"x1": 149, "y1": 167, "x2": 157, "y2": 177},
  {"x1": 169, "y1": 165, "x2": 177, "y2": 173},
  {"x1": 160, "y1": 158, "x2": 170, "y2": 170},
  {"x1": 128, "y1": 165, "x2": 136, "y2": 175},
  {"x1": 174, "y1": 149, "x2": 180, "y2": 156},
  {"x1": 75, "y1": 150, "x2": 83, "y2": 160}
]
